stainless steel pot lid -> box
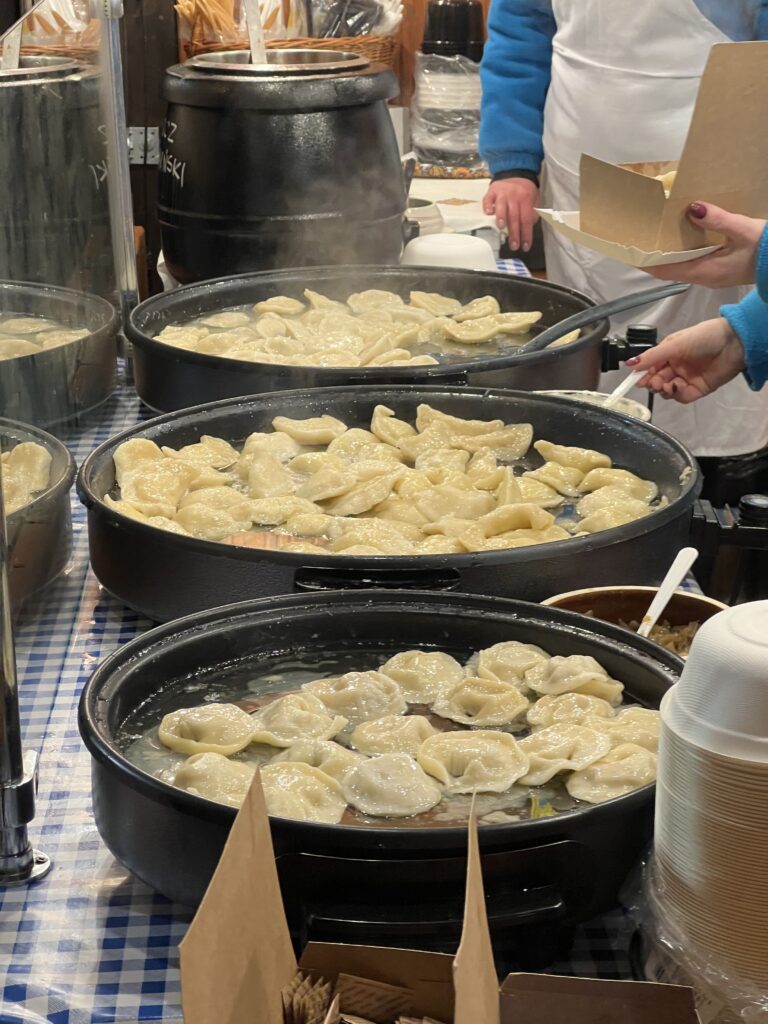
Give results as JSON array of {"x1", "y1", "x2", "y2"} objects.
[
  {"x1": 186, "y1": 48, "x2": 369, "y2": 75},
  {"x1": 0, "y1": 55, "x2": 81, "y2": 81}
]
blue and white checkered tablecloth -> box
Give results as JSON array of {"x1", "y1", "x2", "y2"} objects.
[{"x1": 1, "y1": 331, "x2": 663, "y2": 1021}]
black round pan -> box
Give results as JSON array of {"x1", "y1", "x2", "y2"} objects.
[
  {"x1": 77, "y1": 386, "x2": 701, "y2": 622},
  {"x1": 127, "y1": 266, "x2": 610, "y2": 412},
  {"x1": 79, "y1": 590, "x2": 681, "y2": 963}
]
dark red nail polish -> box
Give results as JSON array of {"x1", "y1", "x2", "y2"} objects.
[
  {"x1": 670, "y1": 383, "x2": 678, "y2": 395},
  {"x1": 689, "y1": 202, "x2": 707, "y2": 220}
]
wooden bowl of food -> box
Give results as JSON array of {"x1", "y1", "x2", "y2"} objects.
[{"x1": 541, "y1": 586, "x2": 728, "y2": 658}]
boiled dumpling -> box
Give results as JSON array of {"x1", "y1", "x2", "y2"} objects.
[
  {"x1": 303, "y1": 671, "x2": 406, "y2": 725},
  {"x1": 254, "y1": 296, "x2": 305, "y2": 316},
  {"x1": 158, "y1": 703, "x2": 255, "y2": 756},
  {"x1": 410, "y1": 290, "x2": 462, "y2": 317},
  {"x1": 242, "y1": 431, "x2": 302, "y2": 463},
  {"x1": 370, "y1": 405, "x2": 417, "y2": 446},
  {"x1": 249, "y1": 692, "x2": 347, "y2": 747},
  {"x1": 579, "y1": 467, "x2": 658, "y2": 503},
  {"x1": 533, "y1": 440, "x2": 611, "y2": 474},
  {"x1": 347, "y1": 289, "x2": 405, "y2": 314},
  {"x1": 431, "y1": 676, "x2": 529, "y2": 727},
  {"x1": 351, "y1": 715, "x2": 439, "y2": 757},
  {"x1": 416, "y1": 485, "x2": 495, "y2": 522},
  {"x1": 516, "y1": 476, "x2": 563, "y2": 509},
  {"x1": 527, "y1": 692, "x2": 616, "y2": 729},
  {"x1": 518, "y1": 724, "x2": 612, "y2": 785},
  {"x1": 201, "y1": 311, "x2": 251, "y2": 329},
  {"x1": 451, "y1": 425, "x2": 534, "y2": 460},
  {"x1": 418, "y1": 731, "x2": 529, "y2": 794},
  {"x1": 565, "y1": 743, "x2": 657, "y2": 803},
  {"x1": 324, "y1": 472, "x2": 400, "y2": 517},
  {"x1": 249, "y1": 496, "x2": 319, "y2": 526},
  {"x1": 576, "y1": 486, "x2": 652, "y2": 518},
  {"x1": 415, "y1": 405, "x2": 504, "y2": 437},
  {"x1": 524, "y1": 461, "x2": 584, "y2": 497},
  {"x1": 343, "y1": 753, "x2": 442, "y2": 817},
  {"x1": 244, "y1": 453, "x2": 296, "y2": 499},
  {"x1": 379, "y1": 650, "x2": 464, "y2": 702},
  {"x1": 120, "y1": 460, "x2": 198, "y2": 518},
  {"x1": 454, "y1": 295, "x2": 501, "y2": 321},
  {"x1": 164, "y1": 435, "x2": 239, "y2": 470},
  {"x1": 174, "y1": 502, "x2": 253, "y2": 541},
  {"x1": 586, "y1": 706, "x2": 660, "y2": 752},
  {"x1": 260, "y1": 763, "x2": 347, "y2": 823},
  {"x1": 576, "y1": 502, "x2": 652, "y2": 534},
  {"x1": 474, "y1": 641, "x2": 550, "y2": 688},
  {"x1": 271, "y1": 738, "x2": 365, "y2": 781},
  {"x1": 2, "y1": 442, "x2": 52, "y2": 511},
  {"x1": 173, "y1": 752, "x2": 255, "y2": 808},
  {"x1": 475, "y1": 503, "x2": 555, "y2": 537},
  {"x1": 113, "y1": 438, "x2": 164, "y2": 487},
  {"x1": 272, "y1": 415, "x2": 348, "y2": 445},
  {"x1": 1, "y1": 317, "x2": 53, "y2": 334},
  {"x1": 525, "y1": 655, "x2": 624, "y2": 705},
  {"x1": 0, "y1": 338, "x2": 40, "y2": 358}
]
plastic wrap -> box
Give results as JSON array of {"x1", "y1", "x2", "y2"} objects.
[
  {"x1": 633, "y1": 856, "x2": 768, "y2": 1024},
  {"x1": 410, "y1": 52, "x2": 485, "y2": 171}
]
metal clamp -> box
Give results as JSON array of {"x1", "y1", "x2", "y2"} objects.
[
  {"x1": 128, "y1": 127, "x2": 160, "y2": 167},
  {"x1": 602, "y1": 325, "x2": 659, "y2": 373}
]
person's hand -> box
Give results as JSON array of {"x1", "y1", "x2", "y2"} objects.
[
  {"x1": 483, "y1": 178, "x2": 540, "y2": 252},
  {"x1": 646, "y1": 202, "x2": 766, "y2": 288},
  {"x1": 626, "y1": 317, "x2": 745, "y2": 403}
]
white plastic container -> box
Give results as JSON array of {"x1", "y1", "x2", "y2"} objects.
[{"x1": 401, "y1": 232, "x2": 497, "y2": 271}]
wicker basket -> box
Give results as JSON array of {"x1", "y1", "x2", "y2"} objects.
[{"x1": 184, "y1": 33, "x2": 398, "y2": 67}]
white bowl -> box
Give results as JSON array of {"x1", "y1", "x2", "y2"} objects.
[
  {"x1": 535, "y1": 389, "x2": 652, "y2": 422},
  {"x1": 406, "y1": 198, "x2": 444, "y2": 237},
  {"x1": 401, "y1": 233, "x2": 497, "y2": 271}
]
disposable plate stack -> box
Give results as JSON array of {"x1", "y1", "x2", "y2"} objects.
[{"x1": 651, "y1": 600, "x2": 768, "y2": 1013}]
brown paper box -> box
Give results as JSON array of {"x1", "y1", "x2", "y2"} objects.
[
  {"x1": 179, "y1": 773, "x2": 701, "y2": 1024},
  {"x1": 538, "y1": 41, "x2": 768, "y2": 266}
]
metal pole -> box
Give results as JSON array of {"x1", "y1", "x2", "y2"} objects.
[
  {"x1": 0, "y1": 450, "x2": 50, "y2": 885},
  {"x1": 94, "y1": 0, "x2": 139, "y2": 325}
]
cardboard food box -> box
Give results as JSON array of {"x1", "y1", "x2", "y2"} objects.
[
  {"x1": 538, "y1": 41, "x2": 768, "y2": 267},
  {"x1": 178, "y1": 775, "x2": 701, "y2": 1024}
]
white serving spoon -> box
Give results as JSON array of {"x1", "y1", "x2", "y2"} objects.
[
  {"x1": 243, "y1": 0, "x2": 267, "y2": 64},
  {"x1": 637, "y1": 546, "x2": 699, "y2": 638},
  {"x1": 603, "y1": 368, "x2": 646, "y2": 410}
]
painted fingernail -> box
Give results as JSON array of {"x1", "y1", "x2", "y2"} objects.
[
  {"x1": 626, "y1": 356, "x2": 640, "y2": 366},
  {"x1": 689, "y1": 202, "x2": 707, "y2": 219},
  {"x1": 670, "y1": 383, "x2": 678, "y2": 395}
]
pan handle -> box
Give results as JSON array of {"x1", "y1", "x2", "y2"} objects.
[
  {"x1": 294, "y1": 566, "x2": 462, "y2": 592},
  {"x1": 519, "y1": 281, "x2": 688, "y2": 354}
]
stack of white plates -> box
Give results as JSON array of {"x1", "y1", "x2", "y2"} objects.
[
  {"x1": 653, "y1": 601, "x2": 768, "y2": 1004},
  {"x1": 416, "y1": 71, "x2": 482, "y2": 110}
]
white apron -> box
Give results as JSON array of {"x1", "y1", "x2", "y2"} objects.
[{"x1": 540, "y1": 0, "x2": 768, "y2": 457}]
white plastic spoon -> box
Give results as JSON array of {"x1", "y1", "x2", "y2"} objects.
[
  {"x1": 243, "y1": 0, "x2": 267, "y2": 64},
  {"x1": 603, "y1": 368, "x2": 646, "y2": 410},
  {"x1": 637, "y1": 546, "x2": 699, "y2": 638}
]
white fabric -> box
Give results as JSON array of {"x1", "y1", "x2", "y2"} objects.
[{"x1": 540, "y1": 0, "x2": 768, "y2": 457}]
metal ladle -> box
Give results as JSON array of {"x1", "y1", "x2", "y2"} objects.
[
  {"x1": 0, "y1": 451, "x2": 50, "y2": 886},
  {"x1": 517, "y1": 281, "x2": 689, "y2": 354}
]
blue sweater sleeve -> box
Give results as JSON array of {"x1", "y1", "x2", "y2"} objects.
[
  {"x1": 479, "y1": 0, "x2": 555, "y2": 176},
  {"x1": 721, "y1": 273, "x2": 768, "y2": 392}
]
